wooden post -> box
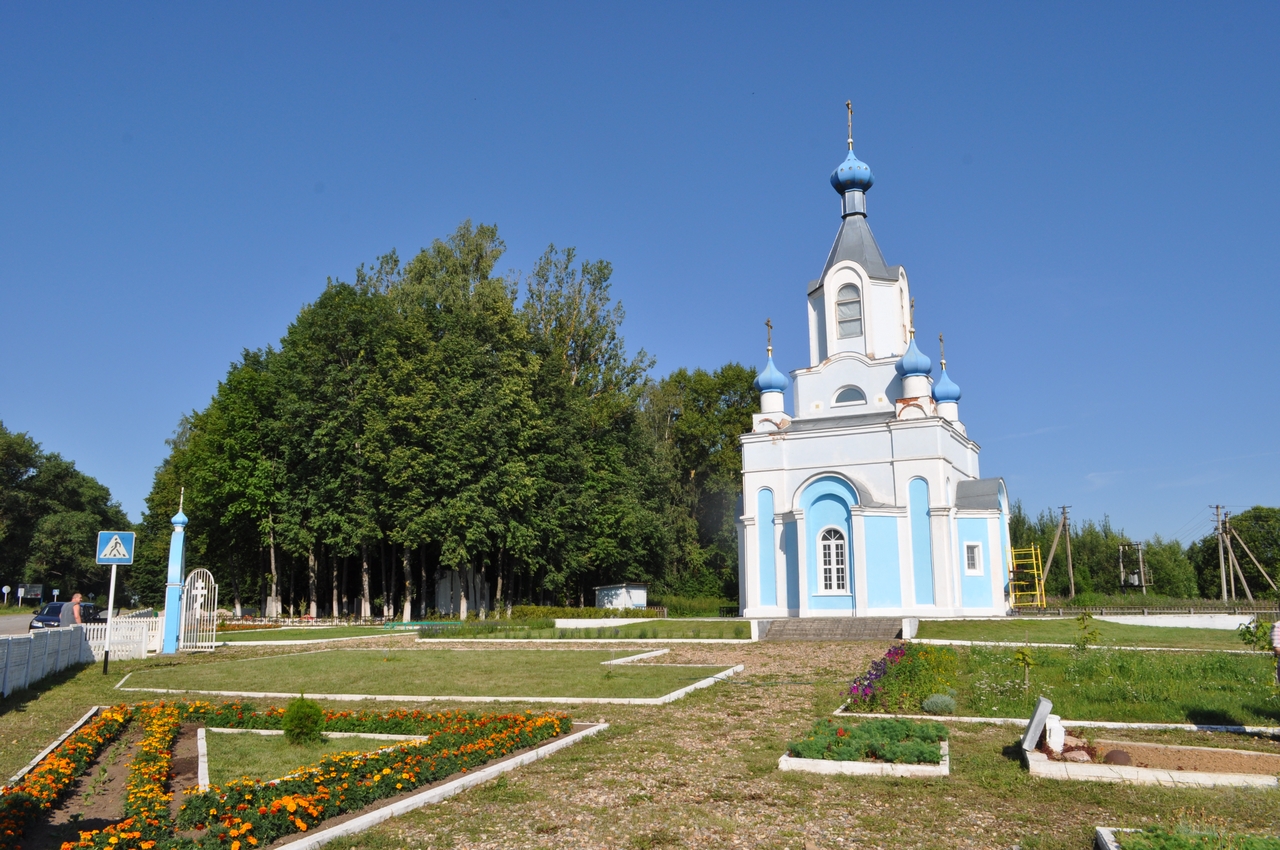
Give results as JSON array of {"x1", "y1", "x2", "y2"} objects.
[
  {"x1": 1062, "y1": 506, "x2": 1075, "y2": 599},
  {"x1": 1230, "y1": 526, "x2": 1278, "y2": 591},
  {"x1": 1214, "y1": 505, "x2": 1228, "y2": 603},
  {"x1": 1137, "y1": 542, "x2": 1147, "y2": 596}
]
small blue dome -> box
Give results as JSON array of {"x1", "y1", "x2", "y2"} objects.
[
  {"x1": 830, "y1": 148, "x2": 874, "y2": 194},
  {"x1": 932, "y1": 367, "x2": 961, "y2": 403},
  {"x1": 894, "y1": 338, "x2": 931, "y2": 378},
  {"x1": 754, "y1": 354, "x2": 790, "y2": 394},
  {"x1": 171, "y1": 510, "x2": 189, "y2": 528}
]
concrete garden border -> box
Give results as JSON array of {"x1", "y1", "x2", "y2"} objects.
[
  {"x1": 833, "y1": 708, "x2": 1280, "y2": 736},
  {"x1": 778, "y1": 741, "x2": 949, "y2": 778},
  {"x1": 1022, "y1": 747, "x2": 1279, "y2": 788},
  {"x1": 911, "y1": 638, "x2": 1267, "y2": 655}
]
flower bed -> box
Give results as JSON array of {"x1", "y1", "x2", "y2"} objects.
[
  {"x1": 1109, "y1": 826, "x2": 1280, "y2": 849},
  {"x1": 787, "y1": 718, "x2": 948, "y2": 764},
  {"x1": 0, "y1": 705, "x2": 133, "y2": 850},
  {"x1": 22, "y1": 702, "x2": 572, "y2": 850},
  {"x1": 176, "y1": 712, "x2": 571, "y2": 847},
  {"x1": 845, "y1": 643, "x2": 957, "y2": 713}
]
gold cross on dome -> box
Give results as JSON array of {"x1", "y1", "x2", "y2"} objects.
[
  {"x1": 765, "y1": 317, "x2": 773, "y2": 353},
  {"x1": 846, "y1": 100, "x2": 853, "y2": 150}
]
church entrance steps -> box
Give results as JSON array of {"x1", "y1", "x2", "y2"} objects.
[{"x1": 759, "y1": 617, "x2": 903, "y2": 642}]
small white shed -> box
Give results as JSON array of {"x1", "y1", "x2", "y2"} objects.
[{"x1": 594, "y1": 583, "x2": 648, "y2": 610}]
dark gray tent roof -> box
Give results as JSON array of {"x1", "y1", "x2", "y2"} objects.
[
  {"x1": 955, "y1": 478, "x2": 1006, "y2": 511},
  {"x1": 819, "y1": 215, "x2": 902, "y2": 284}
]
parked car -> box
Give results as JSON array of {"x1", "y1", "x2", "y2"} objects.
[{"x1": 29, "y1": 602, "x2": 105, "y2": 630}]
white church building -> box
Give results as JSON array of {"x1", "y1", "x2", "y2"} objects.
[{"x1": 737, "y1": 121, "x2": 1011, "y2": 620}]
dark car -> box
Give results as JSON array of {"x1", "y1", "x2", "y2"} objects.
[{"x1": 28, "y1": 601, "x2": 104, "y2": 630}]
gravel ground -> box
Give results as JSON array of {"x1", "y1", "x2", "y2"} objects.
[{"x1": 315, "y1": 640, "x2": 1280, "y2": 850}]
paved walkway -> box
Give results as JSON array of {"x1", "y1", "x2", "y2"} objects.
[{"x1": 0, "y1": 614, "x2": 32, "y2": 636}]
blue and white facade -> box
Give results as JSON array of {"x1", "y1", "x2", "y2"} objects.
[{"x1": 737, "y1": 132, "x2": 1011, "y2": 619}]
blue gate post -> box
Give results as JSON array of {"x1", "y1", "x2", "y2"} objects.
[{"x1": 160, "y1": 503, "x2": 188, "y2": 654}]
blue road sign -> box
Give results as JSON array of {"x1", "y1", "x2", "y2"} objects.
[{"x1": 96, "y1": 531, "x2": 136, "y2": 565}]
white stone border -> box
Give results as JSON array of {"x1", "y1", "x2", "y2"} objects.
[
  {"x1": 1094, "y1": 827, "x2": 1126, "y2": 849},
  {"x1": 2, "y1": 705, "x2": 101, "y2": 790},
  {"x1": 196, "y1": 727, "x2": 209, "y2": 790},
  {"x1": 833, "y1": 709, "x2": 1280, "y2": 736},
  {"x1": 912, "y1": 638, "x2": 1267, "y2": 655},
  {"x1": 272, "y1": 722, "x2": 608, "y2": 850},
  {"x1": 779, "y1": 741, "x2": 949, "y2": 778},
  {"x1": 220, "y1": 633, "x2": 401, "y2": 647},
  {"x1": 414, "y1": 637, "x2": 753, "y2": 645},
  {"x1": 1023, "y1": 748, "x2": 1278, "y2": 788},
  {"x1": 116, "y1": 664, "x2": 744, "y2": 706}
]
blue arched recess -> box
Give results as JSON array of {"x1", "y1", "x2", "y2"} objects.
[
  {"x1": 757, "y1": 488, "x2": 777, "y2": 607},
  {"x1": 910, "y1": 478, "x2": 935, "y2": 605},
  {"x1": 800, "y1": 476, "x2": 858, "y2": 612}
]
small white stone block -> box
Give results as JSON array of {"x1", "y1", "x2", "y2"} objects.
[{"x1": 1045, "y1": 714, "x2": 1065, "y2": 754}]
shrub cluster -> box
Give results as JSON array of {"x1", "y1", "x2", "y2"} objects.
[
  {"x1": 282, "y1": 698, "x2": 325, "y2": 746},
  {"x1": 1120, "y1": 826, "x2": 1280, "y2": 850},
  {"x1": 509, "y1": 605, "x2": 664, "y2": 620},
  {"x1": 847, "y1": 643, "x2": 958, "y2": 713},
  {"x1": 787, "y1": 718, "x2": 947, "y2": 764}
]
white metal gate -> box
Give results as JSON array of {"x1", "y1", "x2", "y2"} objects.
[{"x1": 179, "y1": 568, "x2": 218, "y2": 651}]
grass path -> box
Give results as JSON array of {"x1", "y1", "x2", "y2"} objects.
[
  {"x1": 917, "y1": 617, "x2": 1250, "y2": 650},
  {"x1": 204, "y1": 732, "x2": 405, "y2": 786},
  {"x1": 121, "y1": 648, "x2": 724, "y2": 699}
]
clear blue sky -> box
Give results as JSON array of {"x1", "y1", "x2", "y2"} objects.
[{"x1": 2, "y1": 2, "x2": 1277, "y2": 547}]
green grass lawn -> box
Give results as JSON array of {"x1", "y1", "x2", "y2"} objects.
[
  {"x1": 421, "y1": 619, "x2": 750, "y2": 641},
  {"x1": 917, "y1": 618, "x2": 1250, "y2": 650},
  {"x1": 203, "y1": 731, "x2": 402, "y2": 787},
  {"x1": 950, "y1": 645, "x2": 1280, "y2": 725},
  {"x1": 124, "y1": 648, "x2": 726, "y2": 699},
  {"x1": 218, "y1": 626, "x2": 391, "y2": 642}
]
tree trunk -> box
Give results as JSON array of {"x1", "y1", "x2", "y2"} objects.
[
  {"x1": 340, "y1": 555, "x2": 349, "y2": 616},
  {"x1": 401, "y1": 545, "x2": 413, "y2": 622},
  {"x1": 360, "y1": 543, "x2": 372, "y2": 619},
  {"x1": 494, "y1": 550, "x2": 505, "y2": 620},
  {"x1": 267, "y1": 524, "x2": 280, "y2": 617},
  {"x1": 419, "y1": 545, "x2": 428, "y2": 619},
  {"x1": 288, "y1": 554, "x2": 296, "y2": 618},
  {"x1": 330, "y1": 551, "x2": 339, "y2": 619},
  {"x1": 307, "y1": 549, "x2": 319, "y2": 618},
  {"x1": 230, "y1": 560, "x2": 243, "y2": 618}
]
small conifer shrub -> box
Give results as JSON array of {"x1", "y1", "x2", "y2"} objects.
[{"x1": 282, "y1": 696, "x2": 324, "y2": 745}]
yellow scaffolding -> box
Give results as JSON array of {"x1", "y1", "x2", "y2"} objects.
[{"x1": 1009, "y1": 544, "x2": 1046, "y2": 609}]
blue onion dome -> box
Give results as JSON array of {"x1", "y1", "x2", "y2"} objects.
[
  {"x1": 754, "y1": 353, "x2": 790, "y2": 394},
  {"x1": 830, "y1": 148, "x2": 874, "y2": 194},
  {"x1": 894, "y1": 338, "x2": 932, "y2": 377},
  {"x1": 932, "y1": 367, "x2": 961, "y2": 403},
  {"x1": 171, "y1": 509, "x2": 189, "y2": 527}
]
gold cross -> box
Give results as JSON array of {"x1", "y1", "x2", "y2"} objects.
[
  {"x1": 909, "y1": 297, "x2": 915, "y2": 338},
  {"x1": 846, "y1": 100, "x2": 853, "y2": 150},
  {"x1": 939, "y1": 333, "x2": 946, "y2": 368},
  {"x1": 765, "y1": 317, "x2": 773, "y2": 353}
]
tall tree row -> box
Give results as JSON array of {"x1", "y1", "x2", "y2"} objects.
[
  {"x1": 0, "y1": 421, "x2": 130, "y2": 599},
  {"x1": 133, "y1": 223, "x2": 758, "y2": 614}
]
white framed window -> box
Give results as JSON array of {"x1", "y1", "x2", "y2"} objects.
[
  {"x1": 965, "y1": 542, "x2": 983, "y2": 576},
  {"x1": 835, "y1": 284, "x2": 863, "y2": 338},
  {"x1": 833, "y1": 385, "x2": 867, "y2": 406},
  {"x1": 819, "y1": 528, "x2": 848, "y2": 592}
]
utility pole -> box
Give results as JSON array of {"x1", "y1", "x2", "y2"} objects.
[
  {"x1": 1213, "y1": 505, "x2": 1227, "y2": 603},
  {"x1": 1061, "y1": 506, "x2": 1075, "y2": 599},
  {"x1": 1137, "y1": 541, "x2": 1147, "y2": 596}
]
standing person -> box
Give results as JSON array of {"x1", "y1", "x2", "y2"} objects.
[
  {"x1": 58, "y1": 593, "x2": 83, "y2": 626},
  {"x1": 1272, "y1": 619, "x2": 1280, "y2": 686}
]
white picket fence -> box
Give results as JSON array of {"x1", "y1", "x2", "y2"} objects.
[
  {"x1": 83, "y1": 611, "x2": 162, "y2": 662},
  {"x1": 0, "y1": 626, "x2": 95, "y2": 697}
]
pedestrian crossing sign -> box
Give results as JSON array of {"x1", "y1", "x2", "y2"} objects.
[{"x1": 96, "y1": 531, "x2": 136, "y2": 565}]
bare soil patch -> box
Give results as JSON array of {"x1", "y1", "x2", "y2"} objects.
[
  {"x1": 23, "y1": 721, "x2": 144, "y2": 850},
  {"x1": 1094, "y1": 739, "x2": 1280, "y2": 775}
]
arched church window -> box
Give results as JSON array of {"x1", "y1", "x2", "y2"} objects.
[
  {"x1": 836, "y1": 284, "x2": 862, "y2": 338},
  {"x1": 820, "y1": 528, "x2": 847, "y2": 591},
  {"x1": 833, "y1": 386, "x2": 867, "y2": 406}
]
